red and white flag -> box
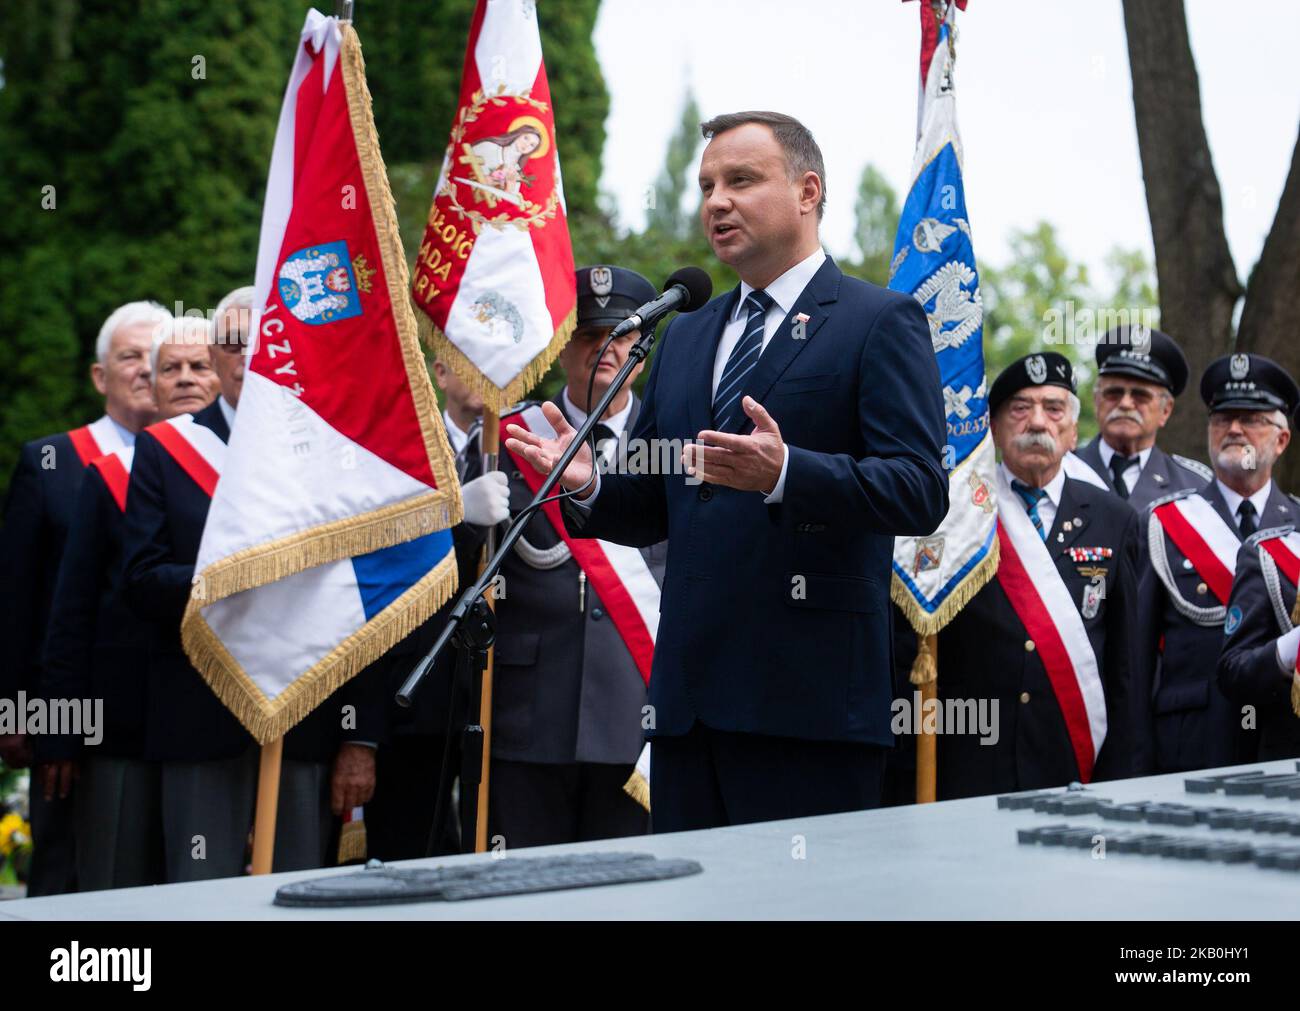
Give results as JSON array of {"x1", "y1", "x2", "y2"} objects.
[
  {"x1": 411, "y1": 0, "x2": 576, "y2": 410},
  {"x1": 180, "y1": 10, "x2": 462, "y2": 743}
]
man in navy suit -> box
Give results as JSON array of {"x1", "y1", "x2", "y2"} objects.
[
  {"x1": 506, "y1": 111, "x2": 948, "y2": 831},
  {"x1": 1, "y1": 299, "x2": 168, "y2": 895}
]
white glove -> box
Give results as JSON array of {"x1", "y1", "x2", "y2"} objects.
[{"x1": 461, "y1": 471, "x2": 510, "y2": 526}]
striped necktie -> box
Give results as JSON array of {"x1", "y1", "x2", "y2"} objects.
[
  {"x1": 713, "y1": 289, "x2": 774, "y2": 432},
  {"x1": 1011, "y1": 479, "x2": 1049, "y2": 541}
]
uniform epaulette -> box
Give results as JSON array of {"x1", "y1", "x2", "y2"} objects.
[
  {"x1": 1144, "y1": 485, "x2": 1196, "y2": 518},
  {"x1": 1171, "y1": 453, "x2": 1213, "y2": 482},
  {"x1": 498, "y1": 399, "x2": 542, "y2": 418},
  {"x1": 1245, "y1": 524, "x2": 1295, "y2": 548}
]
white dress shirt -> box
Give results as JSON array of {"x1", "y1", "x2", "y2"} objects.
[
  {"x1": 1214, "y1": 478, "x2": 1272, "y2": 533},
  {"x1": 218, "y1": 395, "x2": 236, "y2": 433},
  {"x1": 1001, "y1": 461, "x2": 1067, "y2": 536},
  {"x1": 562, "y1": 388, "x2": 634, "y2": 470},
  {"x1": 576, "y1": 247, "x2": 826, "y2": 508},
  {"x1": 107, "y1": 416, "x2": 137, "y2": 448},
  {"x1": 443, "y1": 409, "x2": 472, "y2": 457},
  {"x1": 1097, "y1": 439, "x2": 1152, "y2": 496},
  {"x1": 712, "y1": 247, "x2": 825, "y2": 504}
]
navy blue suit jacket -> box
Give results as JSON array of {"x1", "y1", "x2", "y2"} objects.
[
  {"x1": 41, "y1": 462, "x2": 151, "y2": 759},
  {"x1": 563, "y1": 257, "x2": 948, "y2": 747},
  {"x1": 122, "y1": 400, "x2": 379, "y2": 762},
  {"x1": 1, "y1": 429, "x2": 95, "y2": 712}
]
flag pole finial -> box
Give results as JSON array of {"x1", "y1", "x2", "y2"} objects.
[{"x1": 337, "y1": 0, "x2": 354, "y2": 24}]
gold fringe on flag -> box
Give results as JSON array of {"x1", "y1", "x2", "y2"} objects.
[
  {"x1": 182, "y1": 549, "x2": 458, "y2": 745},
  {"x1": 623, "y1": 768, "x2": 650, "y2": 812},
  {"x1": 1291, "y1": 594, "x2": 1300, "y2": 719}
]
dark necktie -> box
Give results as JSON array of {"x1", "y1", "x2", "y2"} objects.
[
  {"x1": 713, "y1": 289, "x2": 774, "y2": 432},
  {"x1": 592, "y1": 422, "x2": 615, "y2": 465},
  {"x1": 457, "y1": 422, "x2": 483, "y2": 483},
  {"x1": 1108, "y1": 453, "x2": 1137, "y2": 499},
  {"x1": 1011, "y1": 480, "x2": 1049, "y2": 541},
  {"x1": 1237, "y1": 499, "x2": 1258, "y2": 538}
]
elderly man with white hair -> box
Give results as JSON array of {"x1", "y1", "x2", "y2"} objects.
[
  {"x1": 39, "y1": 316, "x2": 222, "y2": 890},
  {"x1": 931, "y1": 351, "x2": 1140, "y2": 799},
  {"x1": 123, "y1": 287, "x2": 384, "y2": 881},
  {"x1": 0, "y1": 299, "x2": 170, "y2": 896},
  {"x1": 1133, "y1": 354, "x2": 1300, "y2": 776}
]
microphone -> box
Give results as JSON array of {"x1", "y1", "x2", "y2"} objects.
[{"x1": 608, "y1": 267, "x2": 713, "y2": 339}]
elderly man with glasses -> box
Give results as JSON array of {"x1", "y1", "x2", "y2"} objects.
[{"x1": 1075, "y1": 325, "x2": 1212, "y2": 511}]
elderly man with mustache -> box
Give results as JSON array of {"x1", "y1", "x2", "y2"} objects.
[
  {"x1": 934, "y1": 352, "x2": 1140, "y2": 798},
  {"x1": 1075, "y1": 326, "x2": 1211, "y2": 510},
  {"x1": 1135, "y1": 354, "x2": 1300, "y2": 775}
]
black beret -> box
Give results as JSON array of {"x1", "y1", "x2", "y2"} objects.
[
  {"x1": 1095, "y1": 325, "x2": 1189, "y2": 396},
  {"x1": 989, "y1": 352, "x2": 1077, "y2": 416},
  {"x1": 575, "y1": 265, "x2": 656, "y2": 329},
  {"x1": 1200, "y1": 353, "x2": 1300, "y2": 417}
]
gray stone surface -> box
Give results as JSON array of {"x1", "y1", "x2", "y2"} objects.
[{"x1": 4, "y1": 759, "x2": 1300, "y2": 920}]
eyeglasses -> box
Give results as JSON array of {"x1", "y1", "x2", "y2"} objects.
[
  {"x1": 1098, "y1": 384, "x2": 1160, "y2": 406},
  {"x1": 1209, "y1": 413, "x2": 1283, "y2": 431}
]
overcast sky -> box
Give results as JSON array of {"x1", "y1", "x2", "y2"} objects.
[{"x1": 592, "y1": 0, "x2": 1299, "y2": 289}]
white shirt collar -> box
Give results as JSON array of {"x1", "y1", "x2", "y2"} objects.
[
  {"x1": 442, "y1": 409, "x2": 472, "y2": 456},
  {"x1": 1097, "y1": 437, "x2": 1152, "y2": 473},
  {"x1": 1215, "y1": 478, "x2": 1272, "y2": 525},
  {"x1": 562, "y1": 387, "x2": 634, "y2": 439},
  {"x1": 106, "y1": 415, "x2": 136, "y2": 447},
  {"x1": 218, "y1": 396, "x2": 236, "y2": 433},
  {"x1": 1000, "y1": 460, "x2": 1067, "y2": 507},
  {"x1": 731, "y1": 247, "x2": 827, "y2": 322}
]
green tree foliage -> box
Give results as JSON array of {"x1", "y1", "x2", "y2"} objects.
[
  {"x1": 0, "y1": 0, "x2": 609, "y2": 495},
  {"x1": 849, "y1": 163, "x2": 899, "y2": 285}
]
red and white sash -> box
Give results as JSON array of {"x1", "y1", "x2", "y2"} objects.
[
  {"x1": 68, "y1": 415, "x2": 129, "y2": 468},
  {"x1": 90, "y1": 446, "x2": 136, "y2": 513},
  {"x1": 499, "y1": 404, "x2": 660, "y2": 684},
  {"x1": 146, "y1": 414, "x2": 226, "y2": 498},
  {"x1": 1260, "y1": 530, "x2": 1300, "y2": 588},
  {"x1": 1151, "y1": 493, "x2": 1239, "y2": 604},
  {"x1": 995, "y1": 469, "x2": 1107, "y2": 781}
]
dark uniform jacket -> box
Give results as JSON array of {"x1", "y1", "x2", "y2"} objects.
[
  {"x1": 1218, "y1": 519, "x2": 1300, "y2": 761},
  {"x1": 1135, "y1": 482, "x2": 1295, "y2": 774},
  {"x1": 121, "y1": 400, "x2": 372, "y2": 763},
  {"x1": 491, "y1": 394, "x2": 666, "y2": 765},
  {"x1": 936, "y1": 476, "x2": 1140, "y2": 798},
  {"x1": 1, "y1": 427, "x2": 101, "y2": 723},
  {"x1": 41, "y1": 458, "x2": 151, "y2": 759},
  {"x1": 1075, "y1": 435, "x2": 1210, "y2": 513}
]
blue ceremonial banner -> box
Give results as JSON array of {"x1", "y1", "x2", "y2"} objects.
[{"x1": 890, "y1": 0, "x2": 998, "y2": 634}]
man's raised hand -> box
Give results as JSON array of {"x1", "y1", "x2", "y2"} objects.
[{"x1": 503, "y1": 401, "x2": 597, "y2": 498}]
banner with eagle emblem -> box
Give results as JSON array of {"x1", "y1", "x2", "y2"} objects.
[{"x1": 889, "y1": 0, "x2": 998, "y2": 637}]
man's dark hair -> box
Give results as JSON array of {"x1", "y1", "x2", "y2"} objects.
[{"x1": 700, "y1": 111, "x2": 826, "y2": 220}]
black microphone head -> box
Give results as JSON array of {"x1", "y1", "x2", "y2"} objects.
[{"x1": 664, "y1": 267, "x2": 713, "y2": 313}]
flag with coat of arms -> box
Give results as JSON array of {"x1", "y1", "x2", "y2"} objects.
[
  {"x1": 410, "y1": 0, "x2": 577, "y2": 411},
  {"x1": 889, "y1": 0, "x2": 999, "y2": 649},
  {"x1": 180, "y1": 9, "x2": 463, "y2": 743}
]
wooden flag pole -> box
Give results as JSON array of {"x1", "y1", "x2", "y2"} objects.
[
  {"x1": 250, "y1": 736, "x2": 284, "y2": 874},
  {"x1": 473, "y1": 406, "x2": 500, "y2": 853},
  {"x1": 914, "y1": 634, "x2": 938, "y2": 804}
]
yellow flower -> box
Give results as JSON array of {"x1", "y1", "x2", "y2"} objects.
[{"x1": 0, "y1": 812, "x2": 27, "y2": 856}]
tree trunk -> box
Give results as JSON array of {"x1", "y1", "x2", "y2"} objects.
[
  {"x1": 1122, "y1": 0, "x2": 1242, "y2": 462},
  {"x1": 1236, "y1": 131, "x2": 1300, "y2": 491}
]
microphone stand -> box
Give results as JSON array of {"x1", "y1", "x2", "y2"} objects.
[{"x1": 397, "y1": 318, "x2": 662, "y2": 854}]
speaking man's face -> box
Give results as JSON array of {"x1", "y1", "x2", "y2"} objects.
[
  {"x1": 155, "y1": 340, "x2": 219, "y2": 419},
  {"x1": 93, "y1": 320, "x2": 156, "y2": 418},
  {"x1": 992, "y1": 386, "x2": 1075, "y2": 482},
  {"x1": 698, "y1": 124, "x2": 805, "y2": 273}
]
